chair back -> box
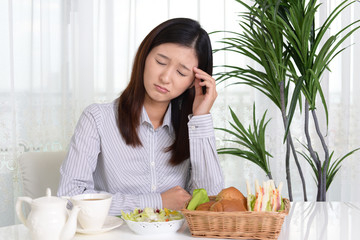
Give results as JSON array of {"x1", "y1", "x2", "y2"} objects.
[{"x1": 18, "y1": 151, "x2": 67, "y2": 199}]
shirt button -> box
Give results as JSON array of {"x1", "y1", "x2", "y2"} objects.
[
  {"x1": 190, "y1": 125, "x2": 196, "y2": 130},
  {"x1": 152, "y1": 185, "x2": 156, "y2": 191},
  {"x1": 150, "y1": 161, "x2": 155, "y2": 166}
]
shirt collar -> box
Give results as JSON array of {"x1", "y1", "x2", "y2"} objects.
[{"x1": 140, "y1": 103, "x2": 173, "y2": 133}]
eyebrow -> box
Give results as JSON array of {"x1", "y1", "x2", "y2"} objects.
[{"x1": 157, "y1": 53, "x2": 191, "y2": 72}]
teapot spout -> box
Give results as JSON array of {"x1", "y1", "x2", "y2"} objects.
[{"x1": 60, "y1": 205, "x2": 81, "y2": 240}]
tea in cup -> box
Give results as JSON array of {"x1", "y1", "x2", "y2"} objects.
[{"x1": 70, "y1": 193, "x2": 112, "y2": 230}]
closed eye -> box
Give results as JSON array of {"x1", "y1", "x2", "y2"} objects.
[
  {"x1": 177, "y1": 70, "x2": 186, "y2": 77},
  {"x1": 156, "y1": 59, "x2": 166, "y2": 65}
]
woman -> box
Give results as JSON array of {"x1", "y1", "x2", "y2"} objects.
[{"x1": 58, "y1": 18, "x2": 224, "y2": 215}]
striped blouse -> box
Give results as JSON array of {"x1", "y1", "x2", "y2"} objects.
[{"x1": 57, "y1": 100, "x2": 224, "y2": 215}]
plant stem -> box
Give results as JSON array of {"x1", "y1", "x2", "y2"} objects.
[
  {"x1": 280, "y1": 81, "x2": 307, "y2": 201},
  {"x1": 279, "y1": 81, "x2": 293, "y2": 201},
  {"x1": 285, "y1": 138, "x2": 292, "y2": 201},
  {"x1": 304, "y1": 101, "x2": 323, "y2": 200},
  {"x1": 288, "y1": 133, "x2": 308, "y2": 201},
  {"x1": 311, "y1": 110, "x2": 329, "y2": 201}
]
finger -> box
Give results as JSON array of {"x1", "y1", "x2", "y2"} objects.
[
  {"x1": 194, "y1": 78, "x2": 204, "y2": 96},
  {"x1": 193, "y1": 67, "x2": 215, "y2": 81},
  {"x1": 196, "y1": 77, "x2": 216, "y2": 88},
  {"x1": 194, "y1": 70, "x2": 214, "y2": 80},
  {"x1": 193, "y1": 67, "x2": 210, "y2": 76},
  {"x1": 196, "y1": 77, "x2": 217, "y2": 96},
  {"x1": 195, "y1": 75, "x2": 216, "y2": 89},
  {"x1": 194, "y1": 72, "x2": 215, "y2": 87},
  {"x1": 193, "y1": 67, "x2": 215, "y2": 83}
]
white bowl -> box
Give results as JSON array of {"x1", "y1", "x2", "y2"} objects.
[{"x1": 124, "y1": 218, "x2": 185, "y2": 235}]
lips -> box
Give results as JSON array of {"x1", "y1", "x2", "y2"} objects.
[{"x1": 155, "y1": 84, "x2": 169, "y2": 93}]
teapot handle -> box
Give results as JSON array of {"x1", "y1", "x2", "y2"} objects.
[{"x1": 16, "y1": 197, "x2": 33, "y2": 227}]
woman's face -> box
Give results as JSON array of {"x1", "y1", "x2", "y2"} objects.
[{"x1": 143, "y1": 43, "x2": 198, "y2": 106}]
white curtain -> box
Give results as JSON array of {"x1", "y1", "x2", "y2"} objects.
[{"x1": 1, "y1": 0, "x2": 359, "y2": 226}]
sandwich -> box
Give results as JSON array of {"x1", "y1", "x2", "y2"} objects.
[{"x1": 246, "y1": 179, "x2": 284, "y2": 212}]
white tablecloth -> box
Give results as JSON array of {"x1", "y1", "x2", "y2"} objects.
[{"x1": 2, "y1": 202, "x2": 360, "y2": 240}]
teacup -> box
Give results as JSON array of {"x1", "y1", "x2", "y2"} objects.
[{"x1": 70, "y1": 193, "x2": 112, "y2": 230}]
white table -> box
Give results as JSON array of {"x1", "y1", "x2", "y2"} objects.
[{"x1": 1, "y1": 202, "x2": 360, "y2": 240}]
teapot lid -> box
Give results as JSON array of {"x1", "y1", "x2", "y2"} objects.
[{"x1": 32, "y1": 188, "x2": 67, "y2": 207}]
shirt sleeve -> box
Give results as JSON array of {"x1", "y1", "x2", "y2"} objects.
[
  {"x1": 57, "y1": 104, "x2": 163, "y2": 215},
  {"x1": 187, "y1": 114, "x2": 224, "y2": 196}
]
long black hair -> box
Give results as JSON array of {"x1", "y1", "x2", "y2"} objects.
[{"x1": 117, "y1": 18, "x2": 213, "y2": 165}]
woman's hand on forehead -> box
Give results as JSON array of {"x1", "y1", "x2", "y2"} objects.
[{"x1": 192, "y1": 67, "x2": 217, "y2": 116}]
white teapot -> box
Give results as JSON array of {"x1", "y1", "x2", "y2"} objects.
[{"x1": 16, "y1": 188, "x2": 80, "y2": 240}]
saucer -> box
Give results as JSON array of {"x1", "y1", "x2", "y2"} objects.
[{"x1": 76, "y1": 216, "x2": 124, "y2": 235}]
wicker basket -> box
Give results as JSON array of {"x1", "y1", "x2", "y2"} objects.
[{"x1": 182, "y1": 196, "x2": 290, "y2": 240}]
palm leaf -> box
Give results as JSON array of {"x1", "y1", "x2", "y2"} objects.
[
  {"x1": 299, "y1": 141, "x2": 360, "y2": 191},
  {"x1": 216, "y1": 105, "x2": 273, "y2": 178}
]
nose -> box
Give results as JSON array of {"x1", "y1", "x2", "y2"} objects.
[{"x1": 159, "y1": 67, "x2": 172, "y2": 84}]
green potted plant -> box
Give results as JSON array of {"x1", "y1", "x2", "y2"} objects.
[{"x1": 215, "y1": 0, "x2": 360, "y2": 201}]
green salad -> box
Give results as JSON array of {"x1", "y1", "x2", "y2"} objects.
[{"x1": 121, "y1": 208, "x2": 183, "y2": 222}]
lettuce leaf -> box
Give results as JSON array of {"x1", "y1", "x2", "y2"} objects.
[
  {"x1": 248, "y1": 194, "x2": 256, "y2": 211},
  {"x1": 187, "y1": 188, "x2": 209, "y2": 210},
  {"x1": 120, "y1": 208, "x2": 183, "y2": 222},
  {"x1": 278, "y1": 198, "x2": 285, "y2": 212},
  {"x1": 265, "y1": 200, "x2": 272, "y2": 211}
]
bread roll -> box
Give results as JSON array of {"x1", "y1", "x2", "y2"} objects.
[
  {"x1": 195, "y1": 200, "x2": 216, "y2": 211},
  {"x1": 213, "y1": 186, "x2": 248, "y2": 211},
  {"x1": 216, "y1": 187, "x2": 246, "y2": 201},
  {"x1": 210, "y1": 199, "x2": 247, "y2": 212}
]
